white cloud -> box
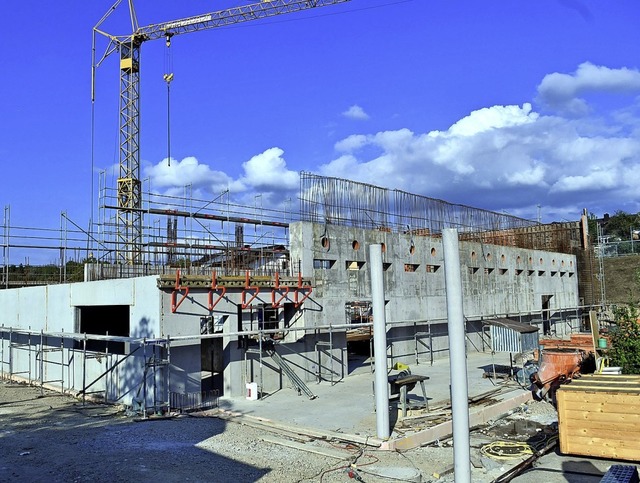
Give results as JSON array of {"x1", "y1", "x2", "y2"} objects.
[
  {"x1": 235, "y1": 147, "x2": 299, "y2": 192},
  {"x1": 342, "y1": 105, "x2": 370, "y2": 120},
  {"x1": 319, "y1": 95, "x2": 640, "y2": 220},
  {"x1": 143, "y1": 148, "x2": 299, "y2": 208},
  {"x1": 335, "y1": 134, "x2": 368, "y2": 152},
  {"x1": 504, "y1": 164, "x2": 547, "y2": 187},
  {"x1": 144, "y1": 156, "x2": 232, "y2": 198},
  {"x1": 537, "y1": 62, "x2": 640, "y2": 114},
  {"x1": 142, "y1": 63, "x2": 640, "y2": 222},
  {"x1": 444, "y1": 103, "x2": 538, "y2": 137},
  {"x1": 550, "y1": 169, "x2": 618, "y2": 193}
]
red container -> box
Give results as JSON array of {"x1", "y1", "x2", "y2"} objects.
[
  {"x1": 536, "y1": 348, "x2": 585, "y2": 385},
  {"x1": 532, "y1": 348, "x2": 586, "y2": 401}
]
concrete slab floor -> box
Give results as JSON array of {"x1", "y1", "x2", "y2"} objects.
[
  {"x1": 219, "y1": 350, "x2": 526, "y2": 439},
  {"x1": 218, "y1": 349, "x2": 640, "y2": 481}
]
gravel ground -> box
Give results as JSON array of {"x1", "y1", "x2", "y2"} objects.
[{"x1": 0, "y1": 381, "x2": 560, "y2": 483}]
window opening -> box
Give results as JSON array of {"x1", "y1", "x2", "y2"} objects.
[
  {"x1": 313, "y1": 259, "x2": 336, "y2": 269},
  {"x1": 346, "y1": 260, "x2": 365, "y2": 270},
  {"x1": 75, "y1": 305, "x2": 130, "y2": 354}
]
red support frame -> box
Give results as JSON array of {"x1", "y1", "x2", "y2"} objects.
[
  {"x1": 271, "y1": 272, "x2": 290, "y2": 308},
  {"x1": 241, "y1": 271, "x2": 260, "y2": 309},
  {"x1": 208, "y1": 271, "x2": 227, "y2": 311},
  {"x1": 294, "y1": 272, "x2": 313, "y2": 309},
  {"x1": 171, "y1": 269, "x2": 190, "y2": 313}
]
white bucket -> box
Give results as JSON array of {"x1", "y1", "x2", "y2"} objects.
[{"x1": 246, "y1": 382, "x2": 259, "y2": 400}]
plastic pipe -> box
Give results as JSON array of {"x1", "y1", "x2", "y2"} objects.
[
  {"x1": 370, "y1": 244, "x2": 390, "y2": 439},
  {"x1": 443, "y1": 229, "x2": 471, "y2": 483}
]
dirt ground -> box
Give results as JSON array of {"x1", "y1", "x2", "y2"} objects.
[{"x1": 0, "y1": 380, "x2": 563, "y2": 482}]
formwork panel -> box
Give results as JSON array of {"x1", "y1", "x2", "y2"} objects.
[{"x1": 557, "y1": 374, "x2": 640, "y2": 462}]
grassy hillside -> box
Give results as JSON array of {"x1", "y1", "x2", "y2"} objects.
[{"x1": 603, "y1": 255, "x2": 640, "y2": 304}]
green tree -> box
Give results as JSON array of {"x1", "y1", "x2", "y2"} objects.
[
  {"x1": 609, "y1": 303, "x2": 640, "y2": 374},
  {"x1": 604, "y1": 210, "x2": 640, "y2": 240}
]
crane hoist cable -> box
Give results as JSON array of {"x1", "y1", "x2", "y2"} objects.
[{"x1": 163, "y1": 34, "x2": 174, "y2": 167}]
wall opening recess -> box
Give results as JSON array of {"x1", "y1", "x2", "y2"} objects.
[
  {"x1": 75, "y1": 305, "x2": 130, "y2": 354},
  {"x1": 314, "y1": 259, "x2": 336, "y2": 269},
  {"x1": 346, "y1": 261, "x2": 366, "y2": 270}
]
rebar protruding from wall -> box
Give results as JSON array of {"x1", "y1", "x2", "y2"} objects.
[
  {"x1": 300, "y1": 173, "x2": 588, "y2": 255},
  {"x1": 300, "y1": 172, "x2": 537, "y2": 236}
]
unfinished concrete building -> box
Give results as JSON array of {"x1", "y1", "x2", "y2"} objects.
[{"x1": 0, "y1": 173, "x2": 595, "y2": 413}]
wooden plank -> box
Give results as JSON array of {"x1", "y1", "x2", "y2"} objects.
[
  {"x1": 215, "y1": 409, "x2": 383, "y2": 447},
  {"x1": 557, "y1": 392, "x2": 640, "y2": 407},
  {"x1": 560, "y1": 435, "x2": 640, "y2": 461},
  {"x1": 564, "y1": 380, "x2": 640, "y2": 388},
  {"x1": 566, "y1": 375, "x2": 640, "y2": 383},
  {"x1": 570, "y1": 379, "x2": 640, "y2": 387},
  {"x1": 559, "y1": 410, "x2": 640, "y2": 424},
  {"x1": 572, "y1": 374, "x2": 640, "y2": 382},
  {"x1": 561, "y1": 426, "x2": 640, "y2": 441},
  {"x1": 558, "y1": 392, "x2": 640, "y2": 406},
  {"x1": 559, "y1": 392, "x2": 640, "y2": 405},
  {"x1": 565, "y1": 377, "x2": 640, "y2": 385},
  {"x1": 559, "y1": 400, "x2": 640, "y2": 415},
  {"x1": 561, "y1": 379, "x2": 640, "y2": 391},
  {"x1": 558, "y1": 386, "x2": 640, "y2": 397},
  {"x1": 559, "y1": 383, "x2": 640, "y2": 393},
  {"x1": 260, "y1": 435, "x2": 352, "y2": 460}
]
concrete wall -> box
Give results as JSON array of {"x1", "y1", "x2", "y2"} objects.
[
  {"x1": 0, "y1": 221, "x2": 583, "y2": 403},
  {"x1": 0, "y1": 276, "x2": 186, "y2": 407},
  {"x1": 156, "y1": 280, "x2": 337, "y2": 398},
  {"x1": 289, "y1": 221, "x2": 580, "y2": 364}
]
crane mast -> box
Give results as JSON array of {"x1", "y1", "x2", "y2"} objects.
[{"x1": 94, "y1": 0, "x2": 352, "y2": 265}]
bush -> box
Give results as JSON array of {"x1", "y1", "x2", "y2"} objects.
[{"x1": 609, "y1": 304, "x2": 640, "y2": 374}]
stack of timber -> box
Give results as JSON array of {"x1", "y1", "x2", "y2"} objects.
[
  {"x1": 539, "y1": 333, "x2": 599, "y2": 352},
  {"x1": 557, "y1": 374, "x2": 640, "y2": 462}
]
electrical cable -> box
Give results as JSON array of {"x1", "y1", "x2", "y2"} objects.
[{"x1": 480, "y1": 440, "x2": 534, "y2": 460}]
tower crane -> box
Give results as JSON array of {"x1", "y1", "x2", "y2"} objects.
[{"x1": 93, "y1": 0, "x2": 352, "y2": 265}]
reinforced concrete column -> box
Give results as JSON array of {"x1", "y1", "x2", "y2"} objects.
[
  {"x1": 443, "y1": 229, "x2": 471, "y2": 483},
  {"x1": 370, "y1": 244, "x2": 390, "y2": 440}
]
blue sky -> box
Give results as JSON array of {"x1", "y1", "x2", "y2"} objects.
[{"x1": 3, "y1": 0, "x2": 640, "y2": 235}]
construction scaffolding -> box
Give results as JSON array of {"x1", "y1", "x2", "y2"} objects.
[
  {"x1": 1, "y1": 180, "x2": 294, "y2": 286},
  {"x1": 3, "y1": 172, "x2": 592, "y2": 288},
  {"x1": 0, "y1": 303, "x2": 604, "y2": 408},
  {"x1": 0, "y1": 326, "x2": 218, "y2": 416}
]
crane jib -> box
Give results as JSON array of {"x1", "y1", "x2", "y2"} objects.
[{"x1": 163, "y1": 15, "x2": 213, "y2": 31}]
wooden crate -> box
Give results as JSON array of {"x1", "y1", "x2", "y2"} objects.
[{"x1": 557, "y1": 374, "x2": 640, "y2": 462}]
